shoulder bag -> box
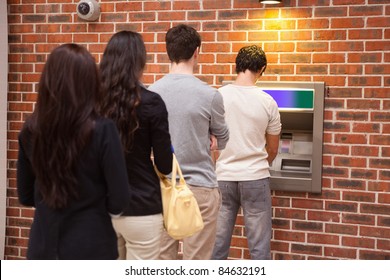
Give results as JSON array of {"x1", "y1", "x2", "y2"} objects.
[{"x1": 155, "y1": 154, "x2": 204, "y2": 240}]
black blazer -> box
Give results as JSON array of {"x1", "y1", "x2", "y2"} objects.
[
  {"x1": 121, "y1": 87, "x2": 173, "y2": 216},
  {"x1": 17, "y1": 118, "x2": 130, "y2": 259}
]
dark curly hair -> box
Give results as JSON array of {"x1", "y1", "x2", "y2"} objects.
[
  {"x1": 99, "y1": 31, "x2": 146, "y2": 152},
  {"x1": 235, "y1": 45, "x2": 267, "y2": 74}
]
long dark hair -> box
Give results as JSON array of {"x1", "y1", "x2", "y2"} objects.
[
  {"x1": 99, "y1": 31, "x2": 146, "y2": 151},
  {"x1": 26, "y1": 43, "x2": 100, "y2": 209}
]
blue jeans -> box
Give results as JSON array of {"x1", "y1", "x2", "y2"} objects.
[{"x1": 212, "y1": 179, "x2": 272, "y2": 260}]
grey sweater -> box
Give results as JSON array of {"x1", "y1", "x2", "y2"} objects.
[{"x1": 149, "y1": 74, "x2": 229, "y2": 188}]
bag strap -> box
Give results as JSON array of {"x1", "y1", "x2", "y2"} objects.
[{"x1": 171, "y1": 154, "x2": 186, "y2": 188}]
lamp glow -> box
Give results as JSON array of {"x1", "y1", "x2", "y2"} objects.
[{"x1": 260, "y1": 0, "x2": 282, "y2": 4}]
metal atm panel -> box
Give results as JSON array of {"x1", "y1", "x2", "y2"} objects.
[{"x1": 255, "y1": 81, "x2": 325, "y2": 193}]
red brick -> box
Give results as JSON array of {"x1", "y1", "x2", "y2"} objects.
[
  {"x1": 342, "y1": 191, "x2": 376, "y2": 203},
  {"x1": 173, "y1": 1, "x2": 200, "y2": 10},
  {"x1": 293, "y1": 221, "x2": 323, "y2": 232},
  {"x1": 298, "y1": 18, "x2": 329, "y2": 29},
  {"x1": 227, "y1": 247, "x2": 244, "y2": 259},
  {"x1": 326, "y1": 201, "x2": 358, "y2": 213},
  {"x1": 247, "y1": 9, "x2": 272, "y2": 19},
  {"x1": 371, "y1": 111, "x2": 390, "y2": 122},
  {"x1": 366, "y1": 41, "x2": 390, "y2": 51},
  {"x1": 360, "y1": 226, "x2": 390, "y2": 239},
  {"x1": 280, "y1": 54, "x2": 311, "y2": 63},
  {"x1": 275, "y1": 208, "x2": 306, "y2": 220},
  {"x1": 323, "y1": 144, "x2": 349, "y2": 155},
  {"x1": 313, "y1": 53, "x2": 345, "y2": 63},
  {"x1": 325, "y1": 224, "x2": 358, "y2": 236},
  {"x1": 271, "y1": 241, "x2": 289, "y2": 252},
  {"x1": 144, "y1": 1, "x2": 171, "y2": 11},
  {"x1": 342, "y1": 236, "x2": 375, "y2": 249},
  {"x1": 360, "y1": 250, "x2": 390, "y2": 260},
  {"x1": 368, "y1": 181, "x2": 390, "y2": 192},
  {"x1": 331, "y1": 18, "x2": 364, "y2": 28},
  {"x1": 100, "y1": 13, "x2": 127, "y2": 23},
  {"x1": 364, "y1": 87, "x2": 389, "y2": 98},
  {"x1": 342, "y1": 213, "x2": 375, "y2": 225},
  {"x1": 351, "y1": 146, "x2": 379, "y2": 157},
  {"x1": 202, "y1": 43, "x2": 230, "y2": 53},
  {"x1": 370, "y1": 135, "x2": 390, "y2": 147},
  {"x1": 230, "y1": 237, "x2": 248, "y2": 248},
  {"x1": 116, "y1": 2, "x2": 141, "y2": 11},
  {"x1": 308, "y1": 233, "x2": 340, "y2": 245},
  {"x1": 367, "y1": 16, "x2": 390, "y2": 27},
  {"x1": 377, "y1": 239, "x2": 390, "y2": 251},
  {"x1": 292, "y1": 198, "x2": 323, "y2": 210},
  {"x1": 322, "y1": 167, "x2": 349, "y2": 178},
  {"x1": 233, "y1": 20, "x2": 263, "y2": 31},
  {"x1": 309, "y1": 190, "x2": 341, "y2": 201},
  {"x1": 202, "y1": 64, "x2": 230, "y2": 75},
  {"x1": 350, "y1": 5, "x2": 384, "y2": 16},
  {"x1": 329, "y1": 87, "x2": 362, "y2": 98},
  {"x1": 324, "y1": 247, "x2": 357, "y2": 259},
  {"x1": 232, "y1": 226, "x2": 244, "y2": 237},
  {"x1": 334, "y1": 156, "x2": 367, "y2": 168},
  {"x1": 334, "y1": 179, "x2": 366, "y2": 190},
  {"x1": 129, "y1": 12, "x2": 156, "y2": 22},
  {"x1": 349, "y1": 53, "x2": 382, "y2": 63},
  {"x1": 308, "y1": 256, "x2": 335, "y2": 260},
  {"x1": 274, "y1": 230, "x2": 305, "y2": 242},
  {"x1": 272, "y1": 219, "x2": 290, "y2": 229},
  {"x1": 272, "y1": 197, "x2": 291, "y2": 207},
  {"x1": 291, "y1": 243, "x2": 322, "y2": 255},
  {"x1": 352, "y1": 123, "x2": 381, "y2": 133},
  {"x1": 337, "y1": 111, "x2": 369, "y2": 121},
  {"x1": 378, "y1": 193, "x2": 390, "y2": 204},
  {"x1": 315, "y1": 7, "x2": 348, "y2": 17},
  {"x1": 351, "y1": 169, "x2": 378, "y2": 180},
  {"x1": 360, "y1": 203, "x2": 390, "y2": 216},
  {"x1": 275, "y1": 253, "x2": 306, "y2": 260},
  {"x1": 379, "y1": 170, "x2": 390, "y2": 181},
  {"x1": 5, "y1": 227, "x2": 20, "y2": 238},
  {"x1": 249, "y1": 31, "x2": 278, "y2": 42}
]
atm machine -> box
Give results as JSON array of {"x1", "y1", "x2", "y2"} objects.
[{"x1": 255, "y1": 81, "x2": 325, "y2": 193}]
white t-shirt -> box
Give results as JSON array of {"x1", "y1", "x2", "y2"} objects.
[{"x1": 216, "y1": 84, "x2": 281, "y2": 181}]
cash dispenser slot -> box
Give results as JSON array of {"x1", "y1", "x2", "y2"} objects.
[
  {"x1": 281, "y1": 159, "x2": 311, "y2": 172},
  {"x1": 281, "y1": 132, "x2": 293, "y2": 140}
]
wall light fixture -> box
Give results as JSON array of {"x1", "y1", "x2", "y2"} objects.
[{"x1": 259, "y1": 0, "x2": 282, "y2": 4}]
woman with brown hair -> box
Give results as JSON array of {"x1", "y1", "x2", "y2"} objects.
[
  {"x1": 17, "y1": 43, "x2": 130, "y2": 259},
  {"x1": 99, "y1": 31, "x2": 173, "y2": 260}
]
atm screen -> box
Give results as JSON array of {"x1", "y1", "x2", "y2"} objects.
[{"x1": 261, "y1": 88, "x2": 314, "y2": 110}]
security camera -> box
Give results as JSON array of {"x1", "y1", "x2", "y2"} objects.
[{"x1": 76, "y1": 0, "x2": 100, "y2": 21}]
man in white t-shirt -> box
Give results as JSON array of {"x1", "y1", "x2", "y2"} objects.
[{"x1": 212, "y1": 45, "x2": 281, "y2": 260}]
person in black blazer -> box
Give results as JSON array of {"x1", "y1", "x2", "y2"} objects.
[
  {"x1": 17, "y1": 43, "x2": 130, "y2": 259},
  {"x1": 99, "y1": 31, "x2": 173, "y2": 260}
]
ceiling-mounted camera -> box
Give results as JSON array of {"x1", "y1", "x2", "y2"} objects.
[{"x1": 76, "y1": 0, "x2": 100, "y2": 21}]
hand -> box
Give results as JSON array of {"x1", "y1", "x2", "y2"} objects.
[{"x1": 210, "y1": 135, "x2": 218, "y2": 151}]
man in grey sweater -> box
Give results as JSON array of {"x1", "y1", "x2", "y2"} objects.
[{"x1": 149, "y1": 24, "x2": 229, "y2": 260}]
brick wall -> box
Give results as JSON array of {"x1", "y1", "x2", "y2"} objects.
[{"x1": 5, "y1": 0, "x2": 390, "y2": 259}]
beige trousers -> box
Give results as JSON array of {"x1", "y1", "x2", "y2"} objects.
[
  {"x1": 159, "y1": 186, "x2": 221, "y2": 260},
  {"x1": 112, "y1": 213, "x2": 163, "y2": 260}
]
